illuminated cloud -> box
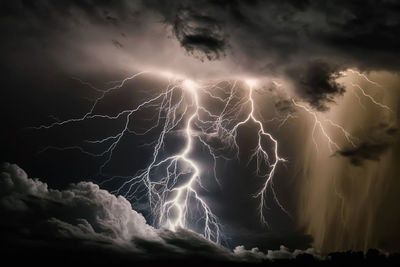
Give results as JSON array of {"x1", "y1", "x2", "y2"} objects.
[
  {"x1": 0, "y1": 162, "x2": 320, "y2": 263},
  {"x1": 2, "y1": 0, "x2": 400, "y2": 109}
]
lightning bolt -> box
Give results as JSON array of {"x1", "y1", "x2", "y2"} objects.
[
  {"x1": 32, "y1": 68, "x2": 386, "y2": 242},
  {"x1": 229, "y1": 80, "x2": 288, "y2": 224},
  {"x1": 290, "y1": 69, "x2": 392, "y2": 154},
  {"x1": 291, "y1": 99, "x2": 357, "y2": 153},
  {"x1": 154, "y1": 79, "x2": 221, "y2": 241},
  {"x1": 31, "y1": 71, "x2": 294, "y2": 243},
  {"x1": 340, "y1": 69, "x2": 392, "y2": 112},
  {"x1": 346, "y1": 69, "x2": 383, "y2": 88},
  {"x1": 351, "y1": 83, "x2": 392, "y2": 112}
]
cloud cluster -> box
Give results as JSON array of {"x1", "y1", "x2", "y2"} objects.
[
  {"x1": 338, "y1": 123, "x2": 398, "y2": 166},
  {"x1": 172, "y1": 8, "x2": 227, "y2": 61},
  {"x1": 144, "y1": 0, "x2": 400, "y2": 110},
  {"x1": 0, "y1": 162, "x2": 320, "y2": 263},
  {"x1": 2, "y1": 0, "x2": 399, "y2": 111},
  {"x1": 149, "y1": 0, "x2": 400, "y2": 69},
  {"x1": 0, "y1": 162, "x2": 225, "y2": 260},
  {"x1": 234, "y1": 245, "x2": 324, "y2": 261},
  {"x1": 285, "y1": 60, "x2": 345, "y2": 111}
]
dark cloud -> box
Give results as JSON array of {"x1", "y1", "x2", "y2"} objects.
[
  {"x1": 172, "y1": 8, "x2": 227, "y2": 61},
  {"x1": 151, "y1": 0, "x2": 400, "y2": 69},
  {"x1": 112, "y1": 39, "x2": 124, "y2": 49},
  {"x1": 338, "y1": 124, "x2": 398, "y2": 166},
  {"x1": 274, "y1": 99, "x2": 296, "y2": 115},
  {"x1": 339, "y1": 143, "x2": 390, "y2": 166},
  {"x1": 144, "y1": 0, "x2": 400, "y2": 109},
  {"x1": 286, "y1": 60, "x2": 345, "y2": 111},
  {"x1": 1, "y1": 0, "x2": 399, "y2": 110},
  {"x1": 0, "y1": 0, "x2": 133, "y2": 23}
]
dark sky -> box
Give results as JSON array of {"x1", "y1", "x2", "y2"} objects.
[{"x1": 1, "y1": 0, "x2": 400, "y2": 263}]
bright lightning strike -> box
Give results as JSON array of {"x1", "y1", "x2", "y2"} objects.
[
  {"x1": 351, "y1": 83, "x2": 392, "y2": 112},
  {"x1": 341, "y1": 68, "x2": 392, "y2": 112},
  {"x1": 346, "y1": 69, "x2": 383, "y2": 88},
  {"x1": 32, "y1": 68, "x2": 385, "y2": 243},
  {"x1": 292, "y1": 99, "x2": 357, "y2": 153},
  {"x1": 231, "y1": 80, "x2": 288, "y2": 224},
  {"x1": 31, "y1": 71, "x2": 293, "y2": 243}
]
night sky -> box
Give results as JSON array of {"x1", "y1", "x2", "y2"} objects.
[{"x1": 1, "y1": 0, "x2": 400, "y2": 265}]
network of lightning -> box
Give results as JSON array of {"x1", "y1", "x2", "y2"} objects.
[
  {"x1": 291, "y1": 69, "x2": 392, "y2": 154},
  {"x1": 31, "y1": 68, "x2": 391, "y2": 243}
]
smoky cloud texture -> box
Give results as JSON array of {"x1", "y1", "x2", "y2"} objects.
[
  {"x1": 172, "y1": 8, "x2": 227, "y2": 61},
  {"x1": 338, "y1": 123, "x2": 398, "y2": 166},
  {"x1": 285, "y1": 60, "x2": 346, "y2": 111},
  {"x1": 150, "y1": 0, "x2": 400, "y2": 69},
  {"x1": 145, "y1": 0, "x2": 400, "y2": 111},
  {"x1": 1, "y1": 0, "x2": 399, "y2": 110}
]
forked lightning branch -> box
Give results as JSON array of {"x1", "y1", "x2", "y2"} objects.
[{"x1": 32, "y1": 69, "x2": 389, "y2": 243}]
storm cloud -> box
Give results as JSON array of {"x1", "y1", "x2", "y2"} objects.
[
  {"x1": 1, "y1": 0, "x2": 400, "y2": 110},
  {"x1": 0, "y1": 162, "x2": 321, "y2": 264},
  {"x1": 338, "y1": 123, "x2": 398, "y2": 166},
  {"x1": 285, "y1": 60, "x2": 345, "y2": 111},
  {"x1": 1, "y1": 0, "x2": 400, "y2": 261},
  {"x1": 150, "y1": 0, "x2": 400, "y2": 69}
]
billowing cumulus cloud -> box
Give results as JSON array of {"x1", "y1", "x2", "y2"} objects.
[
  {"x1": 234, "y1": 245, "x2": 327, "y2": 263},
  {"x1": 0, "y1": 162, "x2": 321, "y2": 263}
]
